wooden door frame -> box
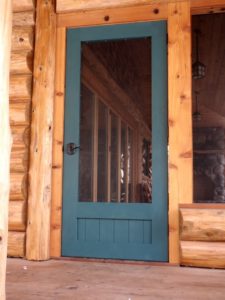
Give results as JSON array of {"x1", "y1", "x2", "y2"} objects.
[{"x1": 47, "y1": 0, "x2": 225, "y2": 263}]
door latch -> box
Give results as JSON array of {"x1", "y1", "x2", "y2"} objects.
[{"x1": 66, "y1": 143, "x2": 80, "y2": 155}]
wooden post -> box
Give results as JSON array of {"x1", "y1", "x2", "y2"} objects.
[
  {"x1": 0, "y1": 0, "x2": 12, "y2": 298},
  {"x1": 168, "y1": 0, "x2": 192, "y2": 264},
  {"x1": 26, "y1": 0, "x2": 56, "y2": 260}
]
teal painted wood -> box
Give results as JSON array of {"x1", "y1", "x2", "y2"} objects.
[{"x1": 62, "y1": 21, "x2": 168, "y2": 261}]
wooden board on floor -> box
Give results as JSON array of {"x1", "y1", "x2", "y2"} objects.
[{"x1": 6, "y1": 259, "x2": 225, "y2": 300}]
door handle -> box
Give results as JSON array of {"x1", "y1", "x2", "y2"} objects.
[{"x1": 66, "y1": 143, "x2": 80, "y2": 155}]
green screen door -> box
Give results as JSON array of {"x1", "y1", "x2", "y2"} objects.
[{"x1": 62, "y1": 21, "x2": 168, "y2": 261}]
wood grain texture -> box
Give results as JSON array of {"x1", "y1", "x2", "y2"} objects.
[
  {"x1": 7, "y1": 259, "x2": 225, "y2": 300},
  {"x1": 10, "y1": 173, "x2": 27, "y2": 201},
  {"x1": 9, "y1": 201, "x2": 26, "y2": 231},
  {"x1": 26, "y1": 0, "x2": 56, "y2": 261},
  {"x1": 11, "y1": 125, "x2": 30, "y2": 149},
  {"x1": 8, "y1": 231, "x2": 25, "y2": 257},
  {"x1": 13, "y1": 11, "x2": 35, "y2": 26},
  {"x1": 57, "y1": 0, "x2": 161, "y2": 13},
  {"x1": 180, "y1": 208, "x2": 225, "y2": 241},
  {"x1": 168, "y1": 1, "x2": 192, "y2": 264},
  {"x1": 13, "y1": 0, "x2": 35, "y2": 12},
  {"x1": 0, "y1": 1, "x2": 12, "y2": 298},
  {"x1": 10, "y1": 147, "x2": 29, "y2": 173},
  {"x1": 57, "y1": 3, "x2": 167, "y2": 27},
  {"x1": 10, "y1": 74, "x2": 32, "y2": 101},
  {"x1": 10, "y1": 101, "x2": 31, "y2": 125},
  {"x1": 192, "y1": 14, "x2": 225, "y2": 128},
  {"x1": 57, "y1": 0, "x2": 225, "y2": 14},
  {"x1": 12, "y1": 26, "x2": 34, "y2": 51},
  {"x1": 50, "y1": 27, "x2": 66, "y2": 258},
  {"x1": 10, "y1": 50, "x2": 33, "y2": 74},
  {"x1": 180, "y1": 203, "x2": 225, "y2": 209},
  {"x1": 181, "y1": 241, "x2": 225, "y2": 268},
  {"x1": 192, "y1": 0, "x2": 225, "y2": 15}
]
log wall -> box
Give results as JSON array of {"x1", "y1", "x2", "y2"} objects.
[
  {"x1": 180, "y1": 205, "x2": 225, "y2": 268},
  {"x1": 8, "y1": 0, "x2": 35, "y2": 257}
]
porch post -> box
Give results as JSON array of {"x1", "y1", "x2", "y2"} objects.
[
  {"x1": 168, "y1": 0, "x2": 193, "y2": 264},
  {"x1": 0, "y1": 0, "x2": 12, "y2": 298},
  {"x1": 26, "y1": 0, "x2": 56, "y2": 260}
]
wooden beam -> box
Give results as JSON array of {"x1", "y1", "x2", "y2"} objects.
[
  {"x1": 57, "y1": 3, "x2": 168, "y2": 28},
  {"x1": 10, "y1": 74, "x2": 32, "y2": 100},
  {"x1": 13, "y1": 11, "x2": 35, "y2": 26},
  {"x1": 10, "y1": 173, "x2": 27, "y2": 201},
  {"x1": 26, "y1": 0, "x2": 56, "y2": 261},
  {"x1": 180, "y1": 203, "x2": 225, "y2": 209},
  {"x1": 168, "y1": 0, "x2": 192, "y2": 264},
  {"x1": 10, "y1": 50, "x2": 33, "y2": 74},
  {"x1": 9, "y1": 201, "x2": 26, "y2": 231},
  {"x1": 0, "y1": 0, "x2": 12, "y2": 298},
  {"x1": 56, "y1": 0, "x2": 166, "y2": 13},
  {"x1": 10, "y1": 101, "x2": 31, "y2": 126},
  {"x1": 8, "y1": 231, "x2": 26, "y2": 257},
  {"x1": 12, "y1": 26, "x2": 34, "y2": 51},
  {"x1": 191, "y1": 0, "x2": 225, "y2": 15},
  {"x1": 181, "y1": 241, "x2": 225, "y2": 268},
  {"x1": 13, "y1": 0, "x2": 35, "y2": 12},
  {"x1": 180, "y1": 208, "x2": 225, "y2": 241},
  {"x1": 50, "y1": 27, "x2": 66, "y2": 258},
  {"x1": 10, "y1": 147, "x2": 29, "y2": 173}
]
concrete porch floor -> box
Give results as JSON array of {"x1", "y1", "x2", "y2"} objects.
[{"x1": 6, "y1": 258, "x2": 225, "y2": 300}]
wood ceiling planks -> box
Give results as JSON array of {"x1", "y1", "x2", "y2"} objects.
[{"x1": 192, "y1": 13, "x2": 225, "y2": 127}]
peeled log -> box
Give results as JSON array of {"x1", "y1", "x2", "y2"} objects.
[
  {"x1": 9, "y1": 201, "x2": 26, "y2": 231},
  {"x1": 11, "y1": 125, "x2": 30, "y2": 149},
  {"x1": 180, "y1": 208, "x2": 225, "y2": 241},
  {"x1": 13, "y1": 11, "x2": 35, "y2": 26},
  {"x1": 10, "y1": 50, "x2": 33, "y2": 74},
  {"x1": 12, "y1": 26, "x2": 34, "y2": 51},
  {"x1": 10, "y1": 172, "x2": 27, "y2": 201},
  {"x1": 10, "y1": 101, "x2": 31, "y2": 125},
  {"x1": 10, "y1": 147, "x2": 28, "y2": 173},
  {"x1": 8, "y1": 231, "x2": 25, "y2": 257},
  {"x1": 26, "y1": 0, "x2": 56, "y2": 261},
  {"x1": 0, "y1": 0, "x2": 12, "y2": 298},
  {"x1": 181, "y1": 241, "x2": 225, "y2": 269},
  {"x1": 13, "y1": 0, "x2": 35, "y2": 12},
  {"x1": 10, "y1": 74, "x2": 32, "y2": 100}
]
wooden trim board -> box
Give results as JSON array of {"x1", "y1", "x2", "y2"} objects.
[
  {"x1": 180, "y1": 203, "x2": 225, "y2": 209},
  {"x1": 57, "y1": 3, "x2": 168, "y2": 28},
  {"x1": 56, "y1": 0, "x2": 225, "y2": 14},
  {"x1": 168, "y1": 0, "x2": 192, "y2": 264},
  {"x1": 50, "y1": 27, "x2": 66, "y2": 258},
  {"x1": 57, "y1": 1, "x2": 225, "y2": 28}
]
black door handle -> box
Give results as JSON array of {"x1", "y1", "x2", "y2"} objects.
[{"x1": 66, "y1": 143, "x2": 80, "y2": 155}]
